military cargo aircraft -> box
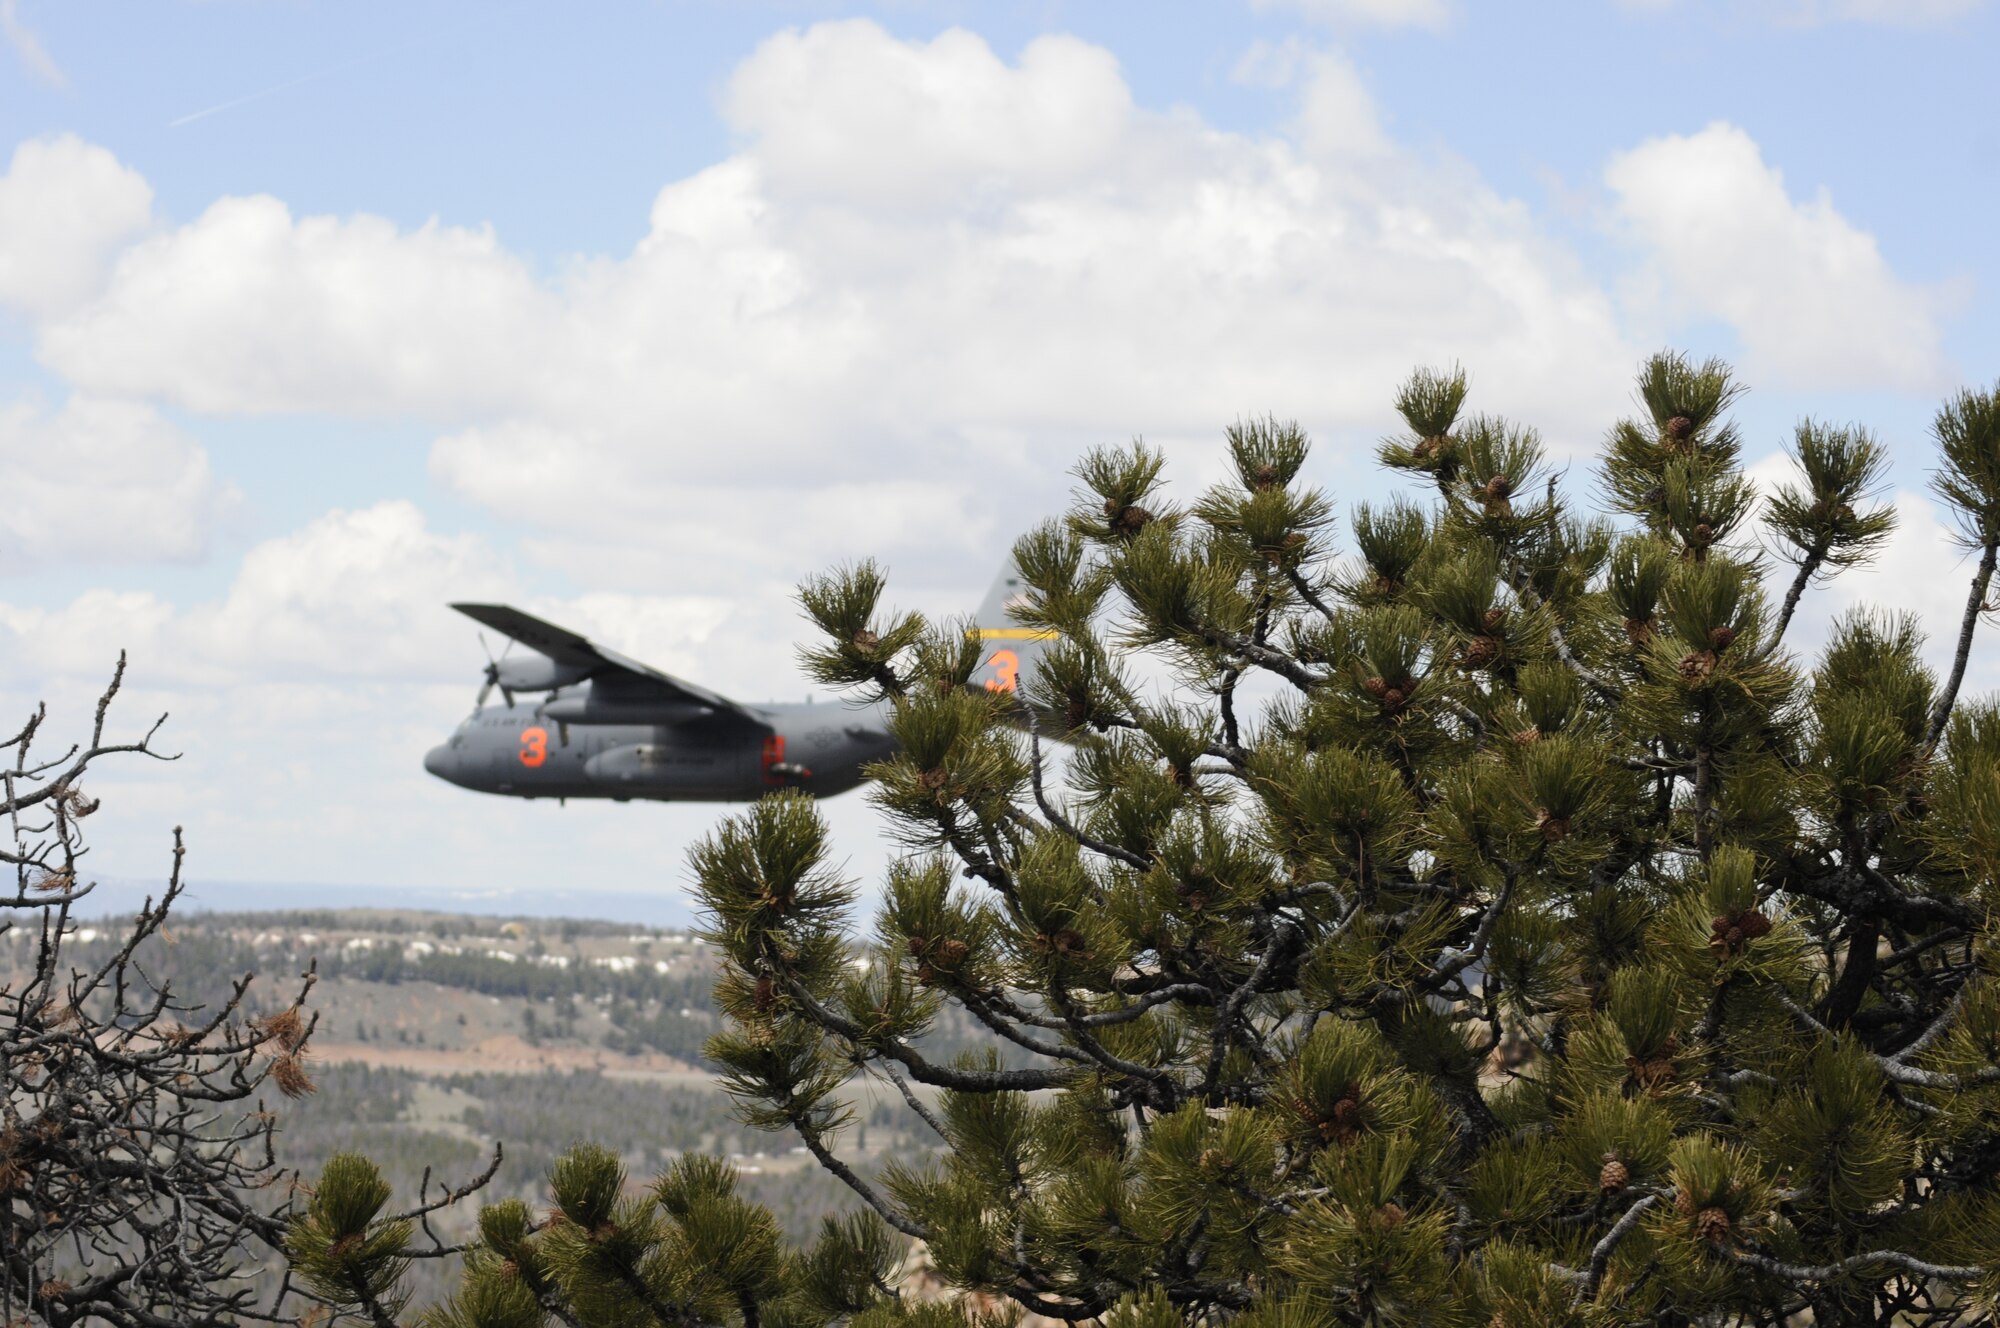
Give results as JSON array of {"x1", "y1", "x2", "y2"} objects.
[{"x1": 422, "y1": 562, "x2": 1053, "y2": 802}]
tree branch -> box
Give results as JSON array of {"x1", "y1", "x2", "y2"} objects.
[
  {"x1": 1582, "y1": 1194, "x2": 1658, "y2": 1298},
  {"x1": 1927, "y1": 536, "x2": 1998, "y2": 750}
]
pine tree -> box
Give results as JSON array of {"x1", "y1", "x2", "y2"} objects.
[{"x1": 314, "y1": 354, "x2": 2000, "y2": 1327}]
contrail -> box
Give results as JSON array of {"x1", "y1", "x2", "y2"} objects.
[
  {"x1": 170, "y1": 72, "x2": 324, "y2": 128},
  {"x1": 167, "y1": 21, "x2": 470, "y2": 129}
]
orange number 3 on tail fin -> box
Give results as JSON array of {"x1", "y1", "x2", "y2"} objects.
[{"x1": 983, "y1": 649, "x2": 1020, "y2": 693}]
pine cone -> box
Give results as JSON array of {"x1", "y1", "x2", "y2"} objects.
[
  {"x1": 934, "y1": 938, "x2": 969, "y2": 967},
  {"x1": 1708, "y1": 625, "x2": 1737, "y2": 650},
  {"x1": 1624, "y1": 1052, "x2": 1676, "y2": 1095},
  {"x1": 1599, "y1": 1155, "x2": 1629, "y2": 1196},
  {"x1": 1037, "y1": 929, "x2": 1085, "y2": 956},
  {"x1": 1708, "y1": 908, "x2": 1772, "y2": 957},
  {"x1": 1363, "y1": 676, "x2": 1417, "y2": 713},
  {"x1": 1678, "y1": 650, "x2": 1718, "y2": 685},
  {"x1": 851, "y1": 628, "x2": 880, "y2": 653},
  {"x1": 1691, "y1": 522, "x2": 1715, "y2": 546},
  {"x1": 1482, "y1": 475, "x2": 1514, "y2": 501},
  {"x1": 1372, "y1": 1203, "x2": 1407, "y2": 1230},
  {"x1": 1065, "y1": 697, "x2": 1092, "y2": 730},
  {"x1": 1695, "y1": 1206, "x2": 1733, "y2": 1245},
  {"x1": 1511, "y1": 726, "x2": 1542, "y2": 747},
  {"x1": 1373, "y1": 575, "x2": 1402, "y2": 597},
  {"x1": 1623, "y1": 616, "x2": 1656, "y2": 645},
  {"x1": 1536, "y1": 808, "x2": 1571, "y2": 843},
  {"x1": 918, "y1": 767, "x2": 951, "y2": 792},
  {"x1": 1665, "y1": 415, "x2": 1695, "y2": 443},
  {"x1": 1102, "y1": 500, "x2": 1153, "y2": 535},
  {"x1": 1307, "y1": 1091, "x2": 1365, "y2": 1144},
  {"x1": 1463, "y1": 636, "x2": 1500, "y2": 669},
  {"x1": 1251, "y1": 463, "x2": 1279, "y2": 491}
]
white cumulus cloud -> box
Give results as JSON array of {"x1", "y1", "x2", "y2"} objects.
[
  {"x1": 29, "y1": 20, "x2": 1644, "y2": 607},
  {"x1": 40, "y1": 198, "x2": 555, "y2": 418},
  {"x1": 0, "y1": 136, "x2": 152, "y2": 318},
  {"x1": 721, "y1": 25, "x2": 1136, "y2": 207},
  {"x1": 0, "y1": 395, "x2": 235, "y2": 571},
  {"x1": 1249, "y1": 0, "x2": 1454, "y2": 30},
  {"x1": 1605, "y1": 122, "x2": 1950, "y2": 393}
]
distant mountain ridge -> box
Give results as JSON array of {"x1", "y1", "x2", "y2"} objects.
[{"x1": 70, "y1": 874, "x2": 697, "y2": 928}]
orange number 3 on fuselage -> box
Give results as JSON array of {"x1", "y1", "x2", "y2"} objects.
[
  {"x1": 983, "y1": 649, "x2": 1020, "y2": 694},
  {"x1": 519, "y1": 727, "x2": 548, "y2": 767}
]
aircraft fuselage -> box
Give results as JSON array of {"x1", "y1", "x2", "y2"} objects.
[{"x1": 422, "y1": 693, "x2": 898, "y2": 802}]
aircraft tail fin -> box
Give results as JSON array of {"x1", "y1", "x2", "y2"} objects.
[{"x1": 968, "y1": 555, "x2": 1059, "y2": 698}]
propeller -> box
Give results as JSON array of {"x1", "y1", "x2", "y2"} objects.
[{"x1": 475, "y1": 633, "x2": 516, "y2": 710}]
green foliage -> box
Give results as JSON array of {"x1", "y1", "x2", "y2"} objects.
[
  {"x1": 1931, "y1": 383, "x2": 2000, "y2": 545},
  {"x1": 315, "y1": 355, "x2": 2000, "y2": 1327},
  {"x1": 288, "y1": 1154, "x2": 417, "y2": 1322},
  {"x1": 1764, "y1": 420, "x2": 1897, "y2": 573}
]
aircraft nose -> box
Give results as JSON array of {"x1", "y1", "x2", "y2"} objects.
[{"x1": 423, "y1": 744, "x2": 455, "y2": 782}]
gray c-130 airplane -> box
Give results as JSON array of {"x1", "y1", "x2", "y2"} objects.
[{"x1": 422, "y1": 562, "x2": 1054, "y2": 803}]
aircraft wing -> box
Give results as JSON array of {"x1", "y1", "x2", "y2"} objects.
[{"x1": 450, "y1": 603, "x2": 751, "y2": 718}]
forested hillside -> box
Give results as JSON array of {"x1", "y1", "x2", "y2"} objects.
[{"x1": 0, "y1": 907, "x2": 945, "y2": 1306}]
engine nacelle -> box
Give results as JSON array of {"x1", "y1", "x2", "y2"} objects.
[{"x1": 493, "y1": 655, "x2": 590, "y2": 693}]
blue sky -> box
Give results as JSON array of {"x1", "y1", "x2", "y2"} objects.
[{"x1": 2, "y1": 0, "x2": 1995, "y2": 922}]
